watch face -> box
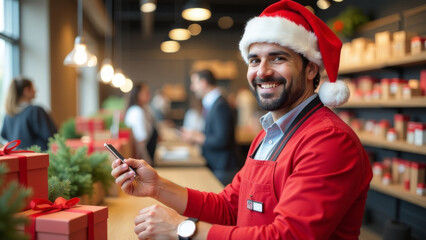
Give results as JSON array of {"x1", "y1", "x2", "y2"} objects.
[{"x1": 177, "y1": 220, "x2": 196, "y2": 237}]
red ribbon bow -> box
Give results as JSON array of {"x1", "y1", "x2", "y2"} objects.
[
  {"x1": 26, "y1": 197, "x2": 95, "y2": 240},
  {"x1": 0, "y1": 140, "x2": 33, "y2": 186},
  {"x1": 0, "y1": 139, "x2": 33, "y2": 155},
  {"x1": 30, "y1": 197, "x2": 80, "y2": 213}
]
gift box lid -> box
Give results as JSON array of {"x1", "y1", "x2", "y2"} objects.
[
  {"x1": 17, "y1": 205, "x2": 108, "y2": 234},
  {"x1": 0, "y1": 152, "x2": 49, "y2": 172}
]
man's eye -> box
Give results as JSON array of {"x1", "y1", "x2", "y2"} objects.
[
  {"x1": 249, "y1": 58, "x2": 259, "y2": 64},
  {"x1": 272, "y1": 56, "x2": 286, "y2": 62}
]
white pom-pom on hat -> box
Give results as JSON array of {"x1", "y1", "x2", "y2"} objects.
[{"x1": 318, "y1": 80, "x2": 350, "y2": 107}]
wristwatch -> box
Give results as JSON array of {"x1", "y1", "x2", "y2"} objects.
[{"x1": 177, "y1": 217, "x2": 199, "y2": 240}]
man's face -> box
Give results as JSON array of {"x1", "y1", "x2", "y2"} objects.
[
  {"x1": 246, "y1": 43, "x2": 307, "y2": 112},
  {"x1": 190, "y1": 74, "x2": 205, "y2": 99}
]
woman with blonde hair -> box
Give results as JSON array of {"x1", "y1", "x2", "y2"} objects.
[{"x1": 1, "y1": 77, "x2": 57, "y2": 150}]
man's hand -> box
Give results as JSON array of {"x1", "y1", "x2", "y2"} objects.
[
  {"x1": 181, "y1": 128, "x2": 205, "y2": 145},
  {"x1": 111, "y1": 158, "x2": 159, "y2": 197},
  {"x1": 134, "y1": 204, "x2": 185, "y2": 240}
]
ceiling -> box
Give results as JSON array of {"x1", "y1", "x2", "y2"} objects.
[{"x1": 107, "y1": 0, "x2": 325, "y2": 37}]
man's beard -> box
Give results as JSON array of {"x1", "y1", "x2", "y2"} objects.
[{"x1": 250, "y1": 74, "x2": 305, "y2": 111}]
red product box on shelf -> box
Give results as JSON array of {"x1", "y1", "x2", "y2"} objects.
[
  {"x1": 75, "y1": 117, "x2": 105, "y2": 134},
  {"x1": 16, "y1": 198, "x2": 108, "y2": 240},
  {"x1": 0, "y1": 141, "x2": 49, "y2": 210}
]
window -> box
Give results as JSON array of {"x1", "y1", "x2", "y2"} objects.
[{"x1": 0, "y1": 0, "x2": 20, "y2": 143}]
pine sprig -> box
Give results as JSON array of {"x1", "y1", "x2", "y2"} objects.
[
  {"x1": 48, "y1": 176, "x2": 71, "y2": 202},
  {"x1": 47, "y1": 134, "x2": 93, "y2": 198},
  {"x1": 0, "y1": 163, "x2": 32, "y2": 240}
]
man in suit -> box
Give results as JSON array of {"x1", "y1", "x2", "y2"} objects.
[{"x1": 181, "y1": 69, "x2": 240, "y2": 185}]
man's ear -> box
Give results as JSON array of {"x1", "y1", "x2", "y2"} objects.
[{"x1": 306, "y1": 62, "x2": 319, "y2": 81}]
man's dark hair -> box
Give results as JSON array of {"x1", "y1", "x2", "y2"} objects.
[
  {"x1": 193, "y1": 69, "x2": 216, "y2": 86},
  {"x1": 300, "y1": 55, "x2": 320, "y2": 90}
]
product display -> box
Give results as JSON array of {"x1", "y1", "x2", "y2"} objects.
[
  {"x1": 16, "y1": 198, "x2": 108, "y2": 240},
  {"x1": 0, "y1": 141, "x2": 49, "y2": 210}
]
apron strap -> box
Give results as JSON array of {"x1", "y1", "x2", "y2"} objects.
[{"x1": 250, "y1": 96, "x2": 323, "y2": 161}]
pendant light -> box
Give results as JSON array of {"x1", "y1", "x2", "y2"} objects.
[
  {"x1": 169, "y1": 1, "x2": 191, "y2": 41},
  {"x1": 140, "y1": 0, "x2": 157, "y2": 13},
  {"x1": 181, "y1": 0, "x2": 211, "y2": 21},
  {"x1": 99, "y1": 0, "x2": 115, "y2": 83},
  {"x1": 64, "y1": 0, "x2": 97, "y2": 67},
  {"x1": 161, "y1": 37, "x2": 180, "y2": 53}
]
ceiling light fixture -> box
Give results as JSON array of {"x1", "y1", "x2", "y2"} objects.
[
  {"x1": 112, "y1": 69, "x2": 126, "y2": 88},
  {"x1": 169, "y1": 23, "x2": 191, "y2": 41},
  {"x1": 181, "y1": 0, "x2": 211, "y2": 21},
  {"x1": 317, "y1": 0, "x2": 331, "y2": 10},
  {"x1": 218, "y1": 16, "x2": 234, "y2": 29},
  {"x1": 99, "y1": 0, "x2": 114, "y2": 83},
  {"x1": 161, "y1": 38, "x2": 180, "y2": 53},
  {"x1": 64, "y1": 0, "x2": 97, "y2": 67},
  {"x1": 140, "y1": 0, "x2": 157, "y2": 13},
  {"x1": 188, "y1": 23, "x2": 202, "y2": 36}
]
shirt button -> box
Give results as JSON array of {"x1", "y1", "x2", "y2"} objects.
[{"x1": 268, "y1": 140, "x2": 273, "y2": 144}]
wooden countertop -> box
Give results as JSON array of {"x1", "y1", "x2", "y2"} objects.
[
  {"x1": 154, "y1": 141, "x2": 206, "y2": 167},
  {"x1": 104, "y1": 167, "x2": 224, "y2": 240}
]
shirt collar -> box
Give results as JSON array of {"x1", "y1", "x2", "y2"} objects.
[
  {"x1": 259, "y1": 93, "x2": 318, "y2": 134},
  {"x1": 202, "y1": 88, "x2": 221, "y2": 110}
]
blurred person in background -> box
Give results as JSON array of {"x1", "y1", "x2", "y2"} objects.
[
  {"x1": 150, "y1": 88, "x2": 171, "y2": 122},
  {"x1": 182, "y1": 93, "x2": 205, "y2": 132},
  {"x1": 181, "y1": 69, "x2": 241, "y2": 185},
  {"x1": 124, "y1": 82, "x2": 158, "y2": 165},
  {"x1": 1, "y1": 76, "x2": 57, "y2": 150}
]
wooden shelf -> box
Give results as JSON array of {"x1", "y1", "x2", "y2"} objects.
[
  {"x1": 338, "y1": 52, "x2": 426, "y2": 75},
  {"x1": 338, "y1": 97, "x2": 426, "y2": 108},
  {"x1": 357, "y1": 132, "x2": 426, "y2": 155},
  {"x1": 370, "y1": 177, "x2": 426, "y2": 208}
]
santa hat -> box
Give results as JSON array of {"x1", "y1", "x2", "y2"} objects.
[{"x1": 239, "y1": 0, "x2": 349, "y2": 107}]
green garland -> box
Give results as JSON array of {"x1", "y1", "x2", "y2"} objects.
[
  {"x1": 0, "y1": 163, "x2": 32, "y2": 240},
  {"x1": 327, "y1": 6, "x2": 369, "y2": 38}
]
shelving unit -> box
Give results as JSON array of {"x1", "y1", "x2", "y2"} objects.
[
  {"x1": 370, "y1": 177, "x2": 426, "y2": 208},
  {"x1": 335, "y1": 5, "x2": 426, "y2": 237},
  {"x1": 340, "y1": 97, "x2": 426, "y2": 108},
  {"x1": 356, "y1": 132, "x2": 426, "y2": 155},
  {"x1": 339, "y1": 52, "x2": 426, "y2": 75}
]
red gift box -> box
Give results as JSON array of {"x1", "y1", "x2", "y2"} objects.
[
  {"x1": 75, "y1": 117, "x2": 105, "y2": 134},
  {"x1": 16, "y1": 198, "x2": 108, "y2": 240},
  {"x1": 0, "y1": 140, "x2": 49, "y2": 210}
]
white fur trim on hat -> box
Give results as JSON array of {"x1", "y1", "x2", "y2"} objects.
[
  {"x1": 318, "y1": 80, "x2": 350, "y2": 107},
  {"x1": 239, "y1": 16, "x2": 323, "y2": 70}
]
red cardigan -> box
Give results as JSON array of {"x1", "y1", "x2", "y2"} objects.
[{"x1": 184, "y1": 107, "x2": 372, "y2": 240}]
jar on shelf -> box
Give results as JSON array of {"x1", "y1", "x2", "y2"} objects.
[
  {"x1": 411, "y1": 36, "x2": 425, "y2": 55},
  {"x1": 403, "y1": 160, "x2": 411, "y2": 191},
  {"x1": 390, "y1": 78, "x2": 408, "y2": 100},
  {"x1": 416, "y1": 183, "x2": 426, "y2": 196},
  {"x1": 376, "y1": 119, "x2": 390, "y2": 139},
  {"x1": 410, "y1": 162, "x2": 426, "y2": 194},
  {"x1": 372, "y1": 83, "x2": 381, "y2": 100},
  {"x1": 350, "y1": 119, "x2": 363, "y2": 133},
  {"x1": 394, "y1": 114, "x2": 410, "y2": 141},
  {"x1": 407, "y1": 121, "x2": 416, "y2": 144},
  {"x1": 391, "y1": 158, "x2": 404, "y2": 184},
  {"x1": 365, "y1": 120, "x2": 377, "y2": 134},
  {"x1": 373, "y1": 162, "x2": 384, "y2": 179},
  {"x1": 387, "y1": 128, "x2": 397, "y2": 142},
  {"x1": 382, "y1": 172, "x2": 392, "y2": 185},
  {"x1": 381, "y1": 78, "x2": 391, "y2": 100},
  {"x1": 413, "y1": 122, "x2": 426, "y2": 146}
]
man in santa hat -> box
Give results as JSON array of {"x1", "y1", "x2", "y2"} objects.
[{"x1": 111, "y1": 1, "x2": 372, "y2": 239}]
